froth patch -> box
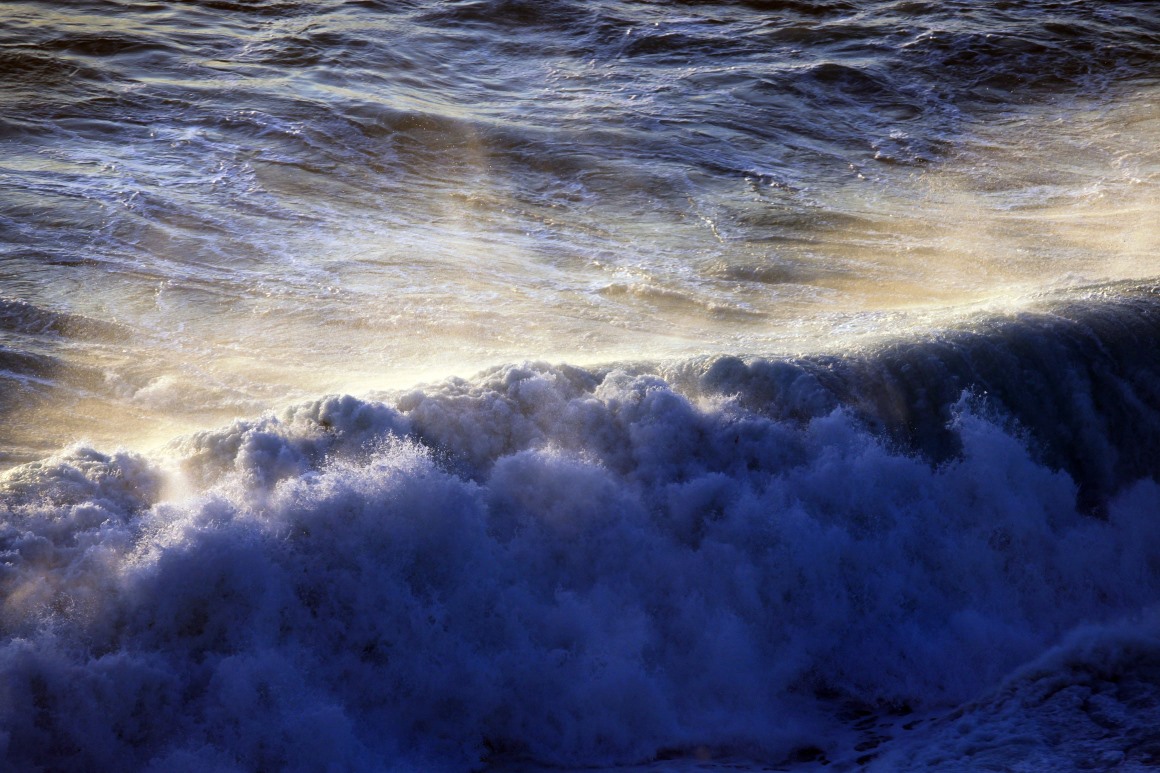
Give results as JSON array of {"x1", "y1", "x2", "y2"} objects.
[
  {"x1": 865, "y1": 607, "x2": 1160, "y2": 771},
  {"x1": 0, "y1": 364, "x2": 1157, "y2": 770}
]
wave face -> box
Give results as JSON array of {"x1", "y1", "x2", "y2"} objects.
[
  {"x1": 2, "y1": 291, "x2": 1159, "y2": 771},
  {"x1": 696, "y1": 288, "x2": 1160, "y2": 512}
]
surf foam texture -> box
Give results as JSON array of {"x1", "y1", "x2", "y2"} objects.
[{"x1": 2, "y1": 289, "x2": 1159, "y2": 771}]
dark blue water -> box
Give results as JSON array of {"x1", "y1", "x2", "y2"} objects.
[{"x1": 1, "y1": 1, "x2": 1159, "y2": 770}]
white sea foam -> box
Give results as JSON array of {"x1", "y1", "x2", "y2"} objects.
[{"x1": 1, "y1": 363, "x2": 1157, "y2": 770}]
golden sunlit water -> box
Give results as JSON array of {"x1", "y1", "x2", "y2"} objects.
[{"x1": 11, "y1": 82, "x2": 1157, "y2": 460}]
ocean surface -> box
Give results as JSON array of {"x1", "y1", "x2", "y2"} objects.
[{"x1": 1, "y1": 0, "x2": 1159, "y2": 770}]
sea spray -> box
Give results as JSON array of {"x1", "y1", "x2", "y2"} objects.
[{"x1": 2, "y1": 305, "x2": 1160, "y2": 769}]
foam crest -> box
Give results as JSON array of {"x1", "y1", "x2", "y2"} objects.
[{"x1": 1, "y1": 353, "x2": 1158, "y2": 770}]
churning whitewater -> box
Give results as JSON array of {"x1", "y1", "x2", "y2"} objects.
[
  {"x1": 2, "y1": 0, "x2": 1160, "y2": 770},
  {"x1": 4, "y1": 292, "x2": 1160, "y2": 771}
]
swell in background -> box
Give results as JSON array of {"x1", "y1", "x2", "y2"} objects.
[{"x1": 0, "y1": 0, "x2": 1158, "y2": 460}]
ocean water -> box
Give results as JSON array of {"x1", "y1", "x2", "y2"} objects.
[{"x1": 1, "y1": 0, "x2": 1159, "y2": 770}]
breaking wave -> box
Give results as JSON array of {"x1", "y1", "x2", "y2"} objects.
[{"x1": 1, "y1": 289, "x2": 1158, "y2": 771}]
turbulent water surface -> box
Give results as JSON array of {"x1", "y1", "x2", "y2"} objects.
[{"x1": 1, "y1": 1, "x2": 1159, "y2": 771}]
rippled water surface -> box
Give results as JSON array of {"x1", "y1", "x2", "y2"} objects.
[{"x1": 2, "y1": 0, "x2": 1157, "y2": 459}]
